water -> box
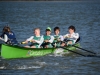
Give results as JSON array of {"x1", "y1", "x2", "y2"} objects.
[{"x1": 0, "y1": 1, "x2": 100, "y2": 75}]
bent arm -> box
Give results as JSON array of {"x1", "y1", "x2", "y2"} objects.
[
  {"x1": 70, "y1": 33, "x2": 79, "y2": 43},
  {"x1": 63, "y1": 34, "x2": 69, "y2": 39},
  {"x1": 49, "y1": 36, "x2": 54, "y2": 43},
  {"x1": 0, "y1": 34, "x2": 8, "y2": 42},
  {"x1": 59, "y1": 35, "x2": 64, "y2": 41},
  {"x1": 25, "y1": 36, "x2": 34, "y2": 43},
  {"x1": 35, "y1": 36, "x2": 44, "y2": 44},
  {"x1": 73, "y1": 33, "x2": 79, "y2": 40}
]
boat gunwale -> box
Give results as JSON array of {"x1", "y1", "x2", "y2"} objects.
[
  {"x1": 1, "y1": 43, "x2": 80, "y2": 51},
  {"x1": 1, "y1": 44, "x2": 56, "y2": 51}
]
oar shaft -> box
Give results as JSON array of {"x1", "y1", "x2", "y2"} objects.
[
  {"x1": 59, "y1": 47, "x2": 99, "y2": 58},
  {"x1": 62, "y1": 47, "x2": 86, "y2": 57},
  {"x1": 62, "y1": 47, "x2": 100, "y2": 58},
  {"x1": 73, "y1": 45, "x2": 96, "y2": 54}
]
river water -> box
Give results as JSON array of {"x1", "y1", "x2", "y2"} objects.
[{"x1": 0, "y1": 1, "x2": 100, "y2": 75}]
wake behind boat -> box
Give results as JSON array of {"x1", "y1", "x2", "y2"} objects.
[{"x1": 0, "y1": 43, "x2": 80, "y2": 59}]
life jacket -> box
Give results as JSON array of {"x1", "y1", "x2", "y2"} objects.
[
  {"x1": 5, "y1": 31, "x2": 18, "y2": 45},
  {"x1": 31, "y1": 36, "x2": 41, "y2": 46},
  {"x1": 43, "y1": 35, "x2": 51, "y2": 41},
  {"x1": 41, "y1": 35, "x2": 51, "y2": 48},
  {"x1": 54, "y1": 35, "x2": 60, "y2": 43},
  {"x1": 52, "y1": 35, "x2": 62, "y2": 47}
]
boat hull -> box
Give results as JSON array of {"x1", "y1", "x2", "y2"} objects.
[{"x1": 1, "y1": 43, "x2": 80, "y2": 59}]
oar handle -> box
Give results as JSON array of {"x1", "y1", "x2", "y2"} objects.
[
  {"x1": 20, "y1": 40, "x2": 32, "y2": 44},
  {"x1": 20, "y1": 42, "x2": 26, "y2": 44}
]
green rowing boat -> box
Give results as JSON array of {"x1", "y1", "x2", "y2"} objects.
[{"x1": 1, "y1": 43, "x2": 80, "y2": 59}]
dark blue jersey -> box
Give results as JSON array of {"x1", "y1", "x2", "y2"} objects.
[{"x1": 2, "y1": 31, "x2": 18, "y2": 45}]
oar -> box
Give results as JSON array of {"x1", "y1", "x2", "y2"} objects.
[
  {"x1": 72, "y1": 45, "x2": 96, "y2": 55},
  {"x1": 88, "y1": 54, "x2": 100, "y2": 58},
  {"x1": 60, "y1": 47, "x2": 86, "y2": 57},
  {"x1": 20, "y1": 42, "x2": 26, "y2": 44},
  {"x1": 20, "y1": 40, "x2": 33, "y2": 44},
  {"x1": 60, "y1": 47, "x2": 100, "y2": 58}
]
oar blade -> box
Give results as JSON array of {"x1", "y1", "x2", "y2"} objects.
[
  {"x1": 73, "y1": 45, "x2": 96, "y2": 55},
  {"x1": 87, "y1": 55, "x2": 100, "y2": 58}
]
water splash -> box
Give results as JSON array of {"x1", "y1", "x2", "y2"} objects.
[
  {"x1": 54, "y1": 48, "x2": 69, "y2": 57},
  {"x1": 17, "y1": 65, "x2": 42, "y2": 69}
]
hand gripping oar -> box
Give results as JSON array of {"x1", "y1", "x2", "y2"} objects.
[
  {"x1": 60, "y1": 47, "x2": 86, "y2": 57},
  {"x1": 20, "y1": 40, "x2": 32, "y2": 44},
  {"x1": 20, "y1": 42, "x2": 26, "y2": 44},
  {"x1": 72, "y1": 45, "x2": 96, "y2": 55}
]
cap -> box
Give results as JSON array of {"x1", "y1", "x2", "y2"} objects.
[{"x1": 46, "y1": 27, "x2": 51, "y2": 31}]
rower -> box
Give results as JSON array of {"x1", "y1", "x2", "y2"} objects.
[
  {"x1": 53, "y1": 27, "x2": 63, "y2": 47},
  {"x1": 22, "y1": 28, "x2": 44, "y2": 48},
  {"x1": 0, "y1": 26, "x2": 18, "y2": 45},
  {"x1": 41, "y1": 27, "x2": 54, "y2": 48},
  {"x1": 61, "y1": 25, "x2": 79, "y2": 47}
]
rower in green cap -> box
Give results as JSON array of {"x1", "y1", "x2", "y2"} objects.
[{"x1": 41, "y1": 27, "x2": 54, "y2": 48}]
